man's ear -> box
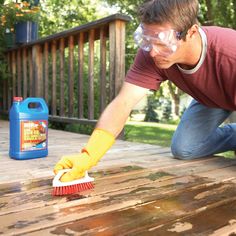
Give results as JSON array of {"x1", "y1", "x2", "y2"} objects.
[{"x1": 186, "y1": 24, "x2": 199, "y2": 40}]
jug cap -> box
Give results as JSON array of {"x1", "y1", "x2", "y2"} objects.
[{"x1": 13, "y1": 97, "x2": 23, "y2": 102}]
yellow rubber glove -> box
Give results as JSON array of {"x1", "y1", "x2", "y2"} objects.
[{"x1": 53, "y1": 128, "x2": 115, "y2": 182}]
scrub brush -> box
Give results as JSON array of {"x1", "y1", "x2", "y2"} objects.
[{"x1": 52, "y1": 169, "x2": 94, "y2": 196}]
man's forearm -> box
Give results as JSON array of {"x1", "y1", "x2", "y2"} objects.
[
  {"x1": 96, "y1": 81, "x2": 148, "y2": 137},
  {"x1": 96, "y1": 98, "x2": 131, "y2": 138}
]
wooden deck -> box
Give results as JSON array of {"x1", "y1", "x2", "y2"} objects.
[{"x1": 1, "y1": 119, "x2": 236, "y2": 235}]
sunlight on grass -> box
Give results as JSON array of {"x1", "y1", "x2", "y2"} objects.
[
  {"x1": 124, "y1": 121, "x2": 235, "y2": 158},
  {"x1": 217, "y1": 151, "x2": 234, "y2": 159},
  {"x1": 125, "y1": 121, "x2": 177, "y2": 147}
]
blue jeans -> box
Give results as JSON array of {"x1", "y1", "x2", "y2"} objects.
[{"x1": 171, "y1": 99, "x2": 236, "y2": 160}]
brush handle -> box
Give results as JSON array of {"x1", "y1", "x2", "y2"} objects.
[
  {"x1": 53, "y1": 168, "x2": 69, "y2": 183},
  {"x1": 52, "y1": 169, "x2": 94, "y2": 187},
  {"x1": 54, "y1": 169, "x2": 89, "y2": 181}
]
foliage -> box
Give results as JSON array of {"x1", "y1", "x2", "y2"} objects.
[
  {"x1": 1, "y1": 1, "x2": 40, "y2": 30},
  {"x1": 105, "y1": 0, "x2": 143, "y2": 73},
  {"x1": 49, "y1": 121, "x2": 94, "y2": 135},
  {"x1": 0, "y1": 1, "x2": 40, "y2": 82},
  {"x1": 144, "y1": 93, "x2": 159, "y2": 122},
  {"x1": 0, "y1": 58, "x2": 10, "y2": 81},
  {"x1": 0, "y1": 2, "x2": 10, "y2": 81},
  {"x1": 161, "y1": 100, "x2": 172, "y2": 121},
  {"x1": 15, "y1": 3, "x2": 40, "y2": 23},
  {"x1": 39, "y1": 0, "x2": 111, "y2": 36},
  {"x1": 64, "y1": 123, "x2": 94, "y2": 135},
  {"x1": 1, "y1": 2, "x2": 17, "y2": 30},
  {"x1": 199, "y1": 0, "x2": 236, "y2": 29}
]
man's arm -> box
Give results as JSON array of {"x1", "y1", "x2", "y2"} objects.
[
  {"x1": 96, "y1": 81, "x2": 149, "y2": 137},
  {"x1": 54, "y1": 81, "x2": 148, "y2": 181}
]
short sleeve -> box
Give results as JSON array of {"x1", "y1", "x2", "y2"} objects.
[{"x1": 125, "y1": 49, "x2": 166, "y2": 90}]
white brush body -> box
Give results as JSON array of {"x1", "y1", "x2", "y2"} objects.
[{"x1": 53, "y1": 169, "x2": 94, "y2": 187}]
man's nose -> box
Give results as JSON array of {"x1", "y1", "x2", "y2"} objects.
[{"x1": 149, "y1": 47, "x2": 159, "y2": 57}]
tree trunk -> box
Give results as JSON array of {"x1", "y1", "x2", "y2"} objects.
[
  {"x1": 167, "y1": 81, "x2": 182, "y2": 118},
  {"x1": 172, "y1": 96, "x2": 180, "y2": 118},
  {"x1": 233, "y1": 0, "x2": 236, "y2": 29},
  {"x1": 204, "y1": 0, "x2": 214, "y2": 25}
]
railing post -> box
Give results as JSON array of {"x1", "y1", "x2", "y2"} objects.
[
  {"x1": 22, "y1": 48, "x2": 28, "y2": 98},
  {"x1": 2, "y1": 79, "x2": 7, "y2": 111},
  {"x1": 43, "y1": 42, "x2": 49, "y2": 103},
  {"x1": 109, "y1": 19, "x2": 127, "y2": 139},
  {"x1": 68, "y1": 36, "x2": 74, "y2": 117},
  {"x1": 51, "y1": 40, "x2": 57, "y2": 115},
  {"x1": 32, "y1": 44, "x2": 43, "y2": 97},
  {"x1": 7, "y1": 52, "x2": 12, "y2": 109},
  {"x1": 109, "y1": 19, "x2": 126, "y2": 100},
  {"x1": 12, "y1": 51, "x2": 16, "y2": 97},
  {"x1": 88, "y1": 29, "x2": 95, "y2": 120},
  {"x1": 16, "y1": 50, "x2": 22, "y2": 96}
]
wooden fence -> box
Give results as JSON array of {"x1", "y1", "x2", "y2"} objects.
[{"x1": 0, "y1": 14, "x2": 130, "y2": 126}]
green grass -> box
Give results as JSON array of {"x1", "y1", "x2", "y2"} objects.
[
  {"x1": 124, "y1": 121, "x2": 234, "y2": 158},
  {"x1": 125, "y1": 121, "x2": 177, "y2": 147}
]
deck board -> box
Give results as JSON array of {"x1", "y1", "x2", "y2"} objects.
[{"x1": 1, "y1": 119, "x2": 236, "y2": 235}]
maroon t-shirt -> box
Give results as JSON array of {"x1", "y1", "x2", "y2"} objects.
[{"x1": 126, "y1": 26, "x2": 236, "y2": 111}]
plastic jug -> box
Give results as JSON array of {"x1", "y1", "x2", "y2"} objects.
[{"x1": 9, "y1": 97, "x2": 49, "y2": 160}]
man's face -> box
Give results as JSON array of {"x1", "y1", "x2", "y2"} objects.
[{"x1": 134, "y1": 23, "x2": 186, "y2": 69}]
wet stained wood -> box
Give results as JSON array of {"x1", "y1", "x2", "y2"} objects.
[
  {"x1": 9, "y1": 181, "x2": 236, "y2": 235},
  {"x1": 1, "y1": 120, "x2": 236, "y2": 235},
  {"x1": 134, "y1": 199, "x2": 236, "y2": 236}
]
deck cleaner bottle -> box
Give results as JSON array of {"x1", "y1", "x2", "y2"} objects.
[{"x1": 9, "y1": 97, "x2": 49, "y2": 160}]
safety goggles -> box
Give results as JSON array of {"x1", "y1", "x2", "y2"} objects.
[{"x1": 133, "y1": 24, "x2": 182, "y2": 57}]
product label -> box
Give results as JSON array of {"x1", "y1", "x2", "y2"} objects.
[{"x1": 20, "y1": 120, "x2": 47, "y2": 151}]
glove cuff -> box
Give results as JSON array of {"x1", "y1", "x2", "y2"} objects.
[{"x1": 82, "y1": 128, "x2": 115, "y2": 165}]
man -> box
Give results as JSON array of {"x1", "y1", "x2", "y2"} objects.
[{"x1": 54, "y1": 0, "x2": 236, "y2": 182}]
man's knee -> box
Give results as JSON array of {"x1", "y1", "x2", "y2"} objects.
[{"x1": 171, "y1": 142, "x2": 201, "y2": 160}]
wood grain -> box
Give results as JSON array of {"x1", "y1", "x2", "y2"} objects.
[{"x1": 0, "y1": 120, "x2": 236, "y2": 235}]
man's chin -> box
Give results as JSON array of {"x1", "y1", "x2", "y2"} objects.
[{"x1": 154, "y1": 61, "x2": 172, "y2": 69}]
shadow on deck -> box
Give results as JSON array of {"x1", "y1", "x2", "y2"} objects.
[{"x1": 1, "y1": 119, "x2": 236, "y2": 235}]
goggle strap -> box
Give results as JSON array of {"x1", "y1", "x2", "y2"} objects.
[{"x1": 177, "y1": 29, "x2": 188, "y2": 39}]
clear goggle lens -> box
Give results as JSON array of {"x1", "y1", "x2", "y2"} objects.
[{"x1": 133, "y1": 25, "x2": 180, "y2": 56}]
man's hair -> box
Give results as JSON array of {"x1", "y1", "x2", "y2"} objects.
[{"x1": 138, "y1": 0, "x2": 199, "y2": 38}]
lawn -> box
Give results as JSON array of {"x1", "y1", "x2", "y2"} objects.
[
  {"x1": 124, "y1": 121, "x2": 177, "y2": 147},
  {"x1": 51, "y1": 119, "x2": 234, "y2": 158},
  {"x1": 124, "y1": 121, "x2": 234, "y2": 158}
]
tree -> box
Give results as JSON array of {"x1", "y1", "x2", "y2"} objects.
[
  {"x1": 144, "y1": 93, "x2": 159, "y2": 122},
  {"x1": 167, "y1": 81, "x2": 183, "y2": 119},
  {"x1": 199, "y1": 0, "x2": 236, "y2": 29},
  {"x1": 39, "y1": 0, "x2": 111, "y2": 36},
  {"x1": 105, "y1": 0, "x2": 143, "y2": 72}
]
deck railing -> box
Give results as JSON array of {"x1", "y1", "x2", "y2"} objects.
[{"x1": 0, "y1": 14, "x2": 130, "y2": 126}]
